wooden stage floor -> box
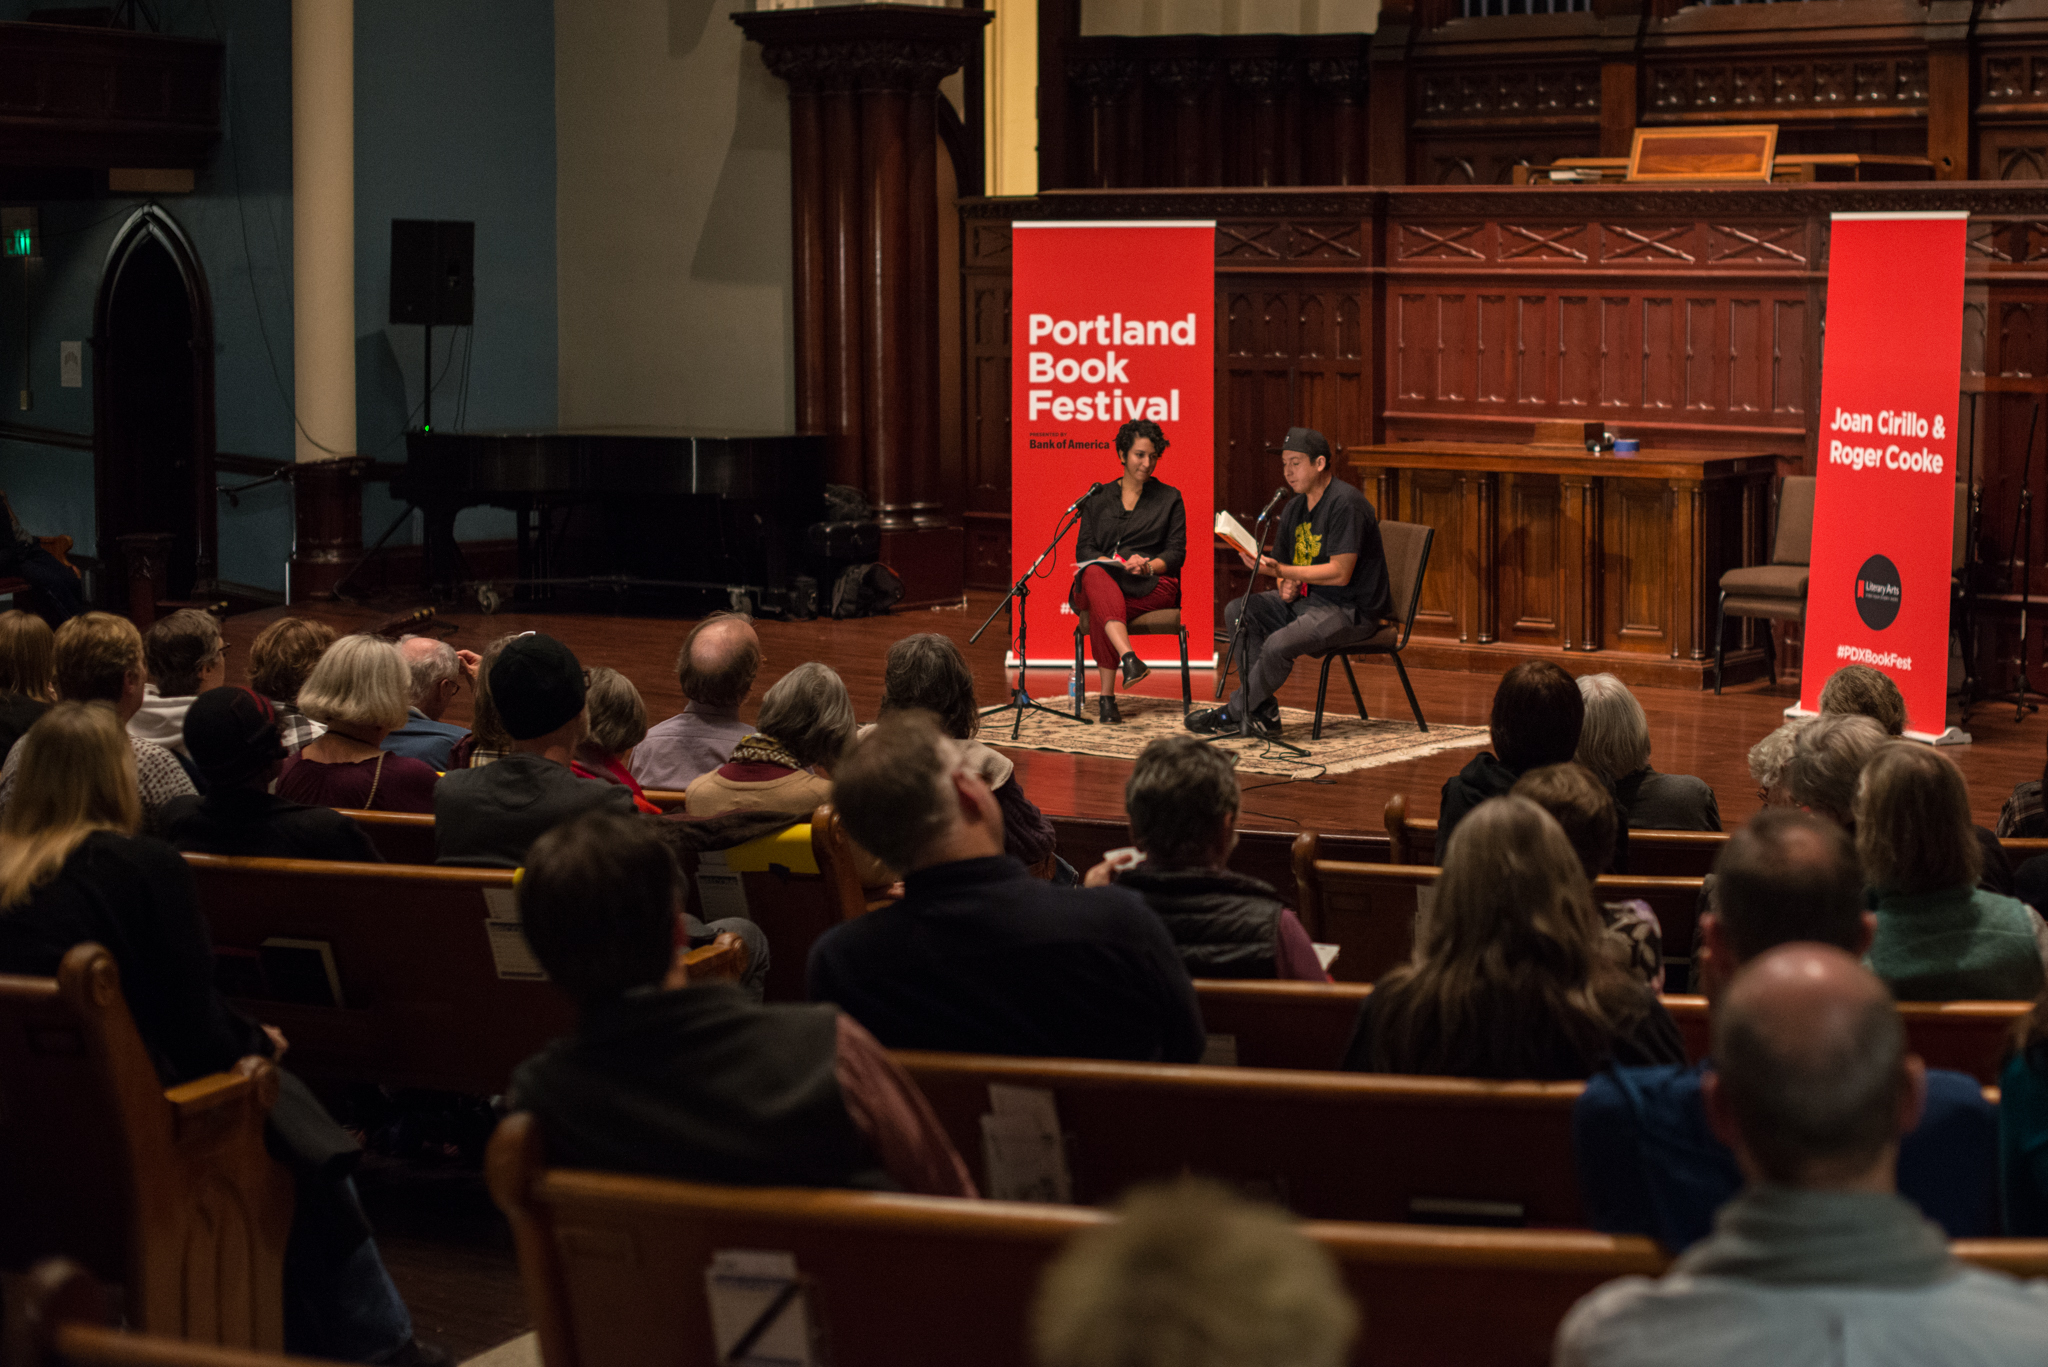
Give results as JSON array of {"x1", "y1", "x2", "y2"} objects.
[{"x1": 222, "y1": 592, "x2": 2047, "y2": 839}]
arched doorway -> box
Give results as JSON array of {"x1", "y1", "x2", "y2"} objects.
[{"x1": 93, "y1": 206, "x2": 217, "y2": 608}]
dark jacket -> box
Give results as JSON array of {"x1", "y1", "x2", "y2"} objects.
[
  {"x1": 1577, "y1": 1059, "x2": 1997, "y2": 1249},
  {"x1": 809, "y1": 855, "x2": 1207, "y2": 1062},
  {"x1": 434, "y1": 753, "x2": 637, "y2": 867},
  {"x1": 511, "y1": 983, "x2": 888, "y2": 1189},
  {"x1": 0, "y1": 692, "x2": 48, "y2": 766},
  {"x1": 1116, "y1": 864, "x2": 1283, "y2": 978},
  {"x1": 162, "y1": 788, "x2": 384, "y2": 863},
  {"x1": 1434, "y1": 752, "x2": 1521, "y2": 864}
]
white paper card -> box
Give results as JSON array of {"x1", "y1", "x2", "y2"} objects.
[
  {"x1": 697, "y1": 850, "x2": 750, "y2": 922},
  {"x1": 482, "y1": 887, "x2": 520, "y2": 920},
  {"x1": 703, "y1": 1249, "x2": 814, "y2": 1367},
  {"x1": 1313, "y1": 942, "x2": 1341, "y2": 971},
  {"x1": 1201, "y1": 1033, "x2": 1239, "y2": 1067},
  {"x1": 484, "y1": 921, "x2": 547, "y2": 981},
  {"x1": 981, "y1": 1084, "x2": 1071, "y2": 1203}
]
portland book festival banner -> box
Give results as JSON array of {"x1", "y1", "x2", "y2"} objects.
[
  {"x1": 1799, "y1": 211, "x2": 1967, "y2": 741},
  {"x1": 1010, "y1": 221, "x2": 1216, "y2": 667}
]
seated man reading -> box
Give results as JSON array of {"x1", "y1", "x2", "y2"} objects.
[
  {"x1": 509, "y1": 808, "x2": 974, "y2": 1196},
  {"x1": 1187, "y1": 427, "x2": 1390, "y2": 740}
]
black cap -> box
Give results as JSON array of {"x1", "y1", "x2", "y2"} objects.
[
  {"x1": 182, "y1": 686, "x2": 287, "y2": 787},
  {"x1": 490, "y1": 634, "x2": 587, "y2": 741},
  {"x1": 1281, "y1": 427, "x2": 1332, "y2": 467}
]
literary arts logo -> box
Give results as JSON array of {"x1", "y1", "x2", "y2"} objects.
[{"x1": 1853, "y1": 554, "x2": 1902, "y2": 631}]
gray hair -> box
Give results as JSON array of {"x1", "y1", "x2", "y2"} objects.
[
  {"x1": 1748, "y1": 719, "x2": 1809, "y2": 790},
  {"x1": 756, "y1": 662, "x2": 857, "y2": 771},
  {"x1": 1818, "y1": 665, "x2": 1907, "y2": 737},
  {"x1": 296, "y1": 634, "x2": 411, "y2": 733},
  {"x1": 1573, "y1": 673, "x2": 1651, "y2": 783},
  {"x1": 1785, "y1": 713, "x2": 1887, "y2": 824},
  {"x1": 1033, "y1": 1179, "x2": 1357, "y2": 1367},
  {"x1": 1126, "y1": 736, "x2": 1239, "y2": 869},
  {"x1": 398, "y1": 634, "x2": 459, "y2": 709},
  {"x1": 584, "y1": 666, "x2": 650, "y2": 755}
]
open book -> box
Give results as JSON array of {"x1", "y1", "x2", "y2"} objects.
[{"x1": 1215, "y1": 510, "x2": 1259, "y2": 559}]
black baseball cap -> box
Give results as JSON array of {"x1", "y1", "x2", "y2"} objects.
[
  {"x1": 182, "y1": 686, "x2": 287, "y2": 787},
  {"x1": 1282, "y1": 427, "x2": 1332, "y2": 466},
  {"x1": 490, "y1": 634, "x2": 587, "y2": 741}
]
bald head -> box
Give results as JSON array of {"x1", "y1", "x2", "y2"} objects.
[
  {"x1": 676, "y1": 613, "x2": 761, "y2": 709},
  {"x1": 1709, "y1": 945, "x2": 1919, "y2": 1190},
  {"x1": 397, "y1": 634, "x2": 461, "y2": 718}
]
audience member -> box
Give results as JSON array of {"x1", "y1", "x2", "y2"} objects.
[
  {"x1": 1576, "y1": 810, "x2": 1997, "y2": 1250},
  {"x1": 1434, "y1": 660, "x2": 1586, "y2": 863},
  {"x1": 280, "y1": 635, "x2": 439, "y2": 814},
  {"x1": 1784, "y1": 711, "x2": 1885, "y2": 831},
  {"x1": 434, "y1": 634, "x2": 638, "y2": 868},
  {"x1": 1086, "y1": 736, "x2": 1329, "y2": 982},
  {"x1": 1999, "y1": 990, "x2": 2048, "y2": 1235},
  {"x1": 384, "y1": 635, "x2": 476, "y2": 771},
  {"x1": 461, "y1": 632, "x2": 522, "y2": 768},
  {"x1": 1747, "y1": 718, "x2": 1807, "y2": 809},
  {"x1": 686, "y1": 662, "x2": 853, "y2": 819},
  {"x1": 0, "y1": 702, "x2": 425, "y2": 1362},
  {"x1": 1557, "y1": 944, "x2": 2048, "y2": 1366},
  {"x1": 1032, "y1": 1179, "x2": 1358, "y2": 1367},
  {"x1": 0, "y1": 493, "x2": 82, "y2": 626},
  {"x1": 1344, "y1": 796, "x2": 1683, "y2": 1078},
  {"x1": 810, "y1": 710, "x2": 1205, "y2": 1061},
  {"x1": 508, "y1": 809, "x2": 962, "y2": 1190},
  {"x1": 630, "y1": 612, "x2": 760, "y2": 790},
  {"x1": 877, "y1": 632, "x2": 1057, "y2": 872},
  {"x1": 247, "y1": 616, "x2": 337, "y2": 752},
  {"x1": 0, "y1": 613, "x2": 195, "y2": 831},
  {"x1": 162, "y1": 688, "x2": 381, "y2": 863},
  {"x1": 128, "y1": 608, "x2": 225, "y2": 758},
  {"x1": 1511, "y1": 762, "x2": 1662, "y2": 989},
  {"x1": 571, "y1": 666, "x2": 660, "y2": 812},
  {"x1": 1818, "y1": 662, "x2": 1908, "y2": 736},
  {"x1": 0, "y1": 609, "x2": 54, "y2": 762},
  {"x1": 1858, "y1": 742, "x2": 2046, "y2": 1001},
  {"x1": 1575, "y1": 673, "x2": 1720, "y2": 831}
]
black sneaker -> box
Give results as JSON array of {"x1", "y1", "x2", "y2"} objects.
[
  {"x1": 1185, "y1": 705, "x2": 1234, "y2": 734},
  {"x1": 1120, "y1": 651, "x2": 1150, "y2": 687},
  {"x1": 1249, "y1": 702, "x2": 1284, "y2": 738},
  {"x1": 1098, "y1": 694, "x2": 1123, "y2": 724}
]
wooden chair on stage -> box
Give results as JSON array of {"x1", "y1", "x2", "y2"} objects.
[
  {"x1": 0, "y1": 944, "x2": 295, "y2": 1350},
  {"x1": 487, "y1": 1109, "x2": 1668, "y2": 1367},
  {"x1": 1714, "y1": 473, "x2": 1813, "y2": 694},
  {"x1": 1073, "y1": 606, "x2": 1192, "y2": 715}
]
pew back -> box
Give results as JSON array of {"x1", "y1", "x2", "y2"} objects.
[
  {"x1": 1666, "y1": 994, "x2": 2026, "y2": 1084},
  {"x1": 675, "y1": 815, "x2": 837, "y2": 1002},
  {"x1": 1195, "y1": 978, "x2": 1372, "y2": 1070},
  {"x1": 486, "y1": 1111, "x2": 1663, "y2": 1367},
  {"x1": 338, "y1": 808, "x2": 437, "y2": 865},
  {"x1": 895, "y1": 1051, "x2": 1587, "y2": 1226}
]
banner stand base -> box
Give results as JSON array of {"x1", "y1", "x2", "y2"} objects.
[{"x1": 1908, "y1": 726, "x2": 1974, "y2": 747}]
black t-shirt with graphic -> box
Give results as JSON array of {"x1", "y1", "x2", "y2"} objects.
[{"x1": 1275, "y1": 476, "x2": 1390, "y2": 619}]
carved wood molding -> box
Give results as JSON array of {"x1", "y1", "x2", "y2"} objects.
[
  {"x1": 735, "y1": 6, "x2": 989, "y2": 94},
  {"x1": 1642, "y1": 56, "x2": 1930, "y2": 121}
]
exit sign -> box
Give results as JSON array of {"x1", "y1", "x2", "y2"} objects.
[{"x1": 0, "y1": 209, "x2": 36, "y2": 259}]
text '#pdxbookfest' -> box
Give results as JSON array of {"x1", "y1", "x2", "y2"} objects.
[
  {"x1": 1799, "y1": 212, "x2": 1966, "y2": 739},
  {"x1": 1010, "y1": 222, "x2": 1216, "y2": 666}
]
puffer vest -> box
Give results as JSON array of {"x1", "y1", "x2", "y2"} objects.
[{"x1": 1117, "y1": 865, "x2": 1285, "y2": 978}]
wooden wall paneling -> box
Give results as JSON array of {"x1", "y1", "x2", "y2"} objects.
[
  {"x1": 1666, "y1": 477, "x2": 1705, "y2": 661},
  {"x1": 1605, "y1": 476, "x2": 1673, "y2": 652},
  {"x1": 963, "y1": 221, "x2": 1012, "y2": 588},
  {"x1": 1500, "y1": 472, "x2": 1565, "y2": 645},
  {"x1": 1563, "y1": 473, "x2": 1603, "y2": 650}
]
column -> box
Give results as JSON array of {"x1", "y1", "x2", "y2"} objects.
[
  {"x1": 289, "y1": 0, "x2": 360, "y2": 599},
  {"x1": 736, "y1": 5, "x2": 991, "y2": 605}
]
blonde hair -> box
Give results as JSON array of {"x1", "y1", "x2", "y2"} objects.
[
  {"x1": 1033, "y1": 1179, "x2": 1358, "y2": 1367},
  {"x1": 0, "y1": 702, "x2": 141, "y2": 908},
  {"x1": 584, "y1": 666, "x2": 649, "y2": 755},
  {"x1": 295, "y1": 634, "x2": 410, "y2": 733},
  {"x1": 53, "y1": 612, "x2": 142, "y2": 704},
  {"x1": 0, "y1": 610, "x2": 55, "y2": 700},
  {"x1": 1854, "y1": 741, "x2": 1981, "y2": 894}
]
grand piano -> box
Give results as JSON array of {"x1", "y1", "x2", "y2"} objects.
[{"x1": 393, "y1": 428, "x2": 828, "y2": 614}]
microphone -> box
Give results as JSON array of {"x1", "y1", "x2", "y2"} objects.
[
  {"x1": 1067, "y1": 481, "x2": 1107, "y2": 513},
  {"x1": 1255, "y1": 486, "x2": 1289, "y2": 524}
]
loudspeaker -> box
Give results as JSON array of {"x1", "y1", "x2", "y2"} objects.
[{"x1": 389, "y1": 219, "x2": 474, "y2": 327}]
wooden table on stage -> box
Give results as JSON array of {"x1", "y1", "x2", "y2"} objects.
[{"x1": 1350, "y1": 442, "x2": 1785, "y2": 690}]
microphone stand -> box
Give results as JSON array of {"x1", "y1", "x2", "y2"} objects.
[
  {"x1": 972, "y1": 490, "x2": 1095, "y2": 740},
  {"x1": 2011, "y1": 399, "x2": 2043, "y2": 721},
  {"x1": 1213, "y1": 497, "x2": 1309, "y2": 759}
]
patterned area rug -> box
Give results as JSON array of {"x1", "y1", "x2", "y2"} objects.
[{"x1": 987, "y1": 694, "x2": 1491, "y2": 778}]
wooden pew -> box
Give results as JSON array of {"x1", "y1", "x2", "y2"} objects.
[
  {"x1": 338, "y1": 808, "x2": 436, "y2": 865},
  {"x1": 0, "y1": 945, "x2": 294, "y2": 1350},
  {"x1": 1666, "y1": 994, "x2": 2026, "y2": 1084},
  {"x1": 895, "y1": 1051, "x2": 1588, "y2": 1226},
  {"x1": 487, "y1": 1109, "x2": 1666, "y2": 1367},
  {"x1": 21, "y1": 1260, "x2": 339, "y2": 1367},
  {"x1": 1293, "y1": 835, "x2": 1705, "y2": 984},
  {"x1": 674, "y1": 814, "x2": 844, "y2": 1002},
  {"x1": 1194, "y1": 978, "x2": 1371, "y2": 1070},
  {"x1": 643, "y1": 788, "x2": 687, "y2": 811},
  {"x1": 1050, "y1": 813, "x2": 1387, "y2": 911}
]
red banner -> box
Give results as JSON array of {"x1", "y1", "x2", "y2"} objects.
[
  {"x1": 1799, "y1": 212, "x2": 1967, "y2": 739},
  {"x1": 1010, "y1": 222, "x2": 1215, "y2": 666}
]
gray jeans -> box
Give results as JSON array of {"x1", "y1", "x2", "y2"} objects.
[
  {"x1": 1226, "y1": 591, "x2": 1357, "y2": 716},
  {"x1": 688, "y1": 913, "x2": 772, "y2": 1000}
]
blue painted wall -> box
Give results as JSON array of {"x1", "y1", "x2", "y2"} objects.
[{"x1": 0, "y1": 0, "x2": 552, "y2": 595}]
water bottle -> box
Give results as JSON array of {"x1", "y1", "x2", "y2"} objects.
[{"x1": 1068, "y1": 669, "x2": 1082, "y2": 715}]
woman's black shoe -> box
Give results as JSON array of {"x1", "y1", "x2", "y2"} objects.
[
  {"x1": 1120, "y1": 651, "x2": 1151, "y2": 687},
  {"x1": 1098, "y1": 695, "x2": 1123, "y2": 724}
]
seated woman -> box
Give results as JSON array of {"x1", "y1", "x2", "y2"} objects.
[
  {"x1": 1510, "y1": 762, "x2": 1663, "y2": 990},
  {"x1": 572, "y1": 666, "x2": 661, "y2": 813},
  {"x1": 687, "y1": 662, "x2": 854, "y2": 819},
  {"x1": 876, "y1": 633, "x2": 1058, "y2": 874},
  {"x1": 1067, "y1": 419, "x2": 1186, "y2": 724},
  {"x1": 0, "y1": 703, "x2": 422, "y2": 1361},
  {"x1": 278, "y1": 635, "x2": 439, "y2": 814},
  {"x1": 247, "y1": 616, "x2": 337, "y2": 752},
  {"x1": 1574, "y1": 673, "x2": 1720, "y2": 832},
  {"x1": 1342, "y1": 795, "x2": 1684, "y2": 1079},
  {"x1": 0, "y1": 609, "x2": 54, "y2": 763},
  {"x1": 162, "y1": 687, "x2": 382, "y2": 862},
  {"x1": 1860, "y1": 742, "x2": 2046, "y2": 1001},
  {"x1": 454, "y1": 632, "x2": 521, "y2": 770}
]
